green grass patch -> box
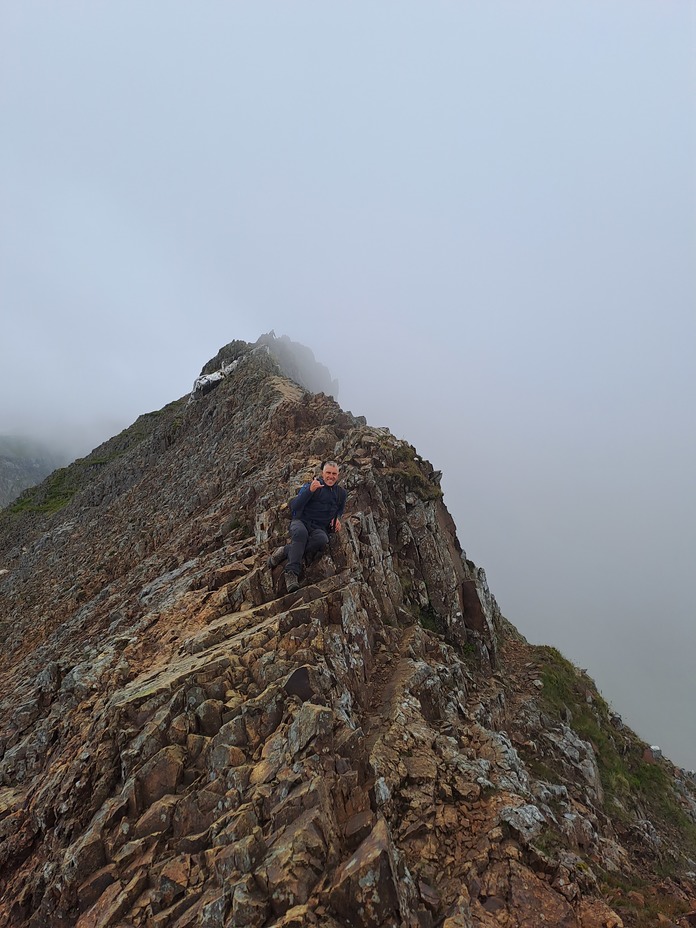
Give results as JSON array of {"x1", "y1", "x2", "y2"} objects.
[
  {"x1": 531, "y1": 825, "x2": 565, "y2": 858},
  {"x1": 599, "y1": 869, "x2": 690, "y2": 927},
  {"x1": 4, "y1": 398, "x2": 188, "y2": 520},
  {"x1": 8, "y1": 467, "x2": 78, "y2": 514},
  {"x1": 418, "y1": 604, "x2": 444, "y2": 634},
  {"x1": 532, "y1": 644, "x2": 696, "y2": 860}
]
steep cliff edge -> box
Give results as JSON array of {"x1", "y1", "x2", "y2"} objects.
[{"x1": 1, "y1": 339, "x2": 695, "y2": 928}]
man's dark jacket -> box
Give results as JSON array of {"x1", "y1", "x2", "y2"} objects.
[{"x1": 291, "y1": 481, "x2": 347, "y2": 530}]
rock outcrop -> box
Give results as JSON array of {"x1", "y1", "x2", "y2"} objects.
[
  {"x1": 192, "y1": 334, "x2": 339, "y2": 404},
  {"x1": 1, "y1": 339, "x2": 695, "y2": 927}
]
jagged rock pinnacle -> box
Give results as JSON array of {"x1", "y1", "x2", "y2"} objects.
[
  {"x1": 0, "y1": 340, "x2": 695, "y2": 926},
  {"x1": 191, "y1": 334, "x2": 339, "y2": 403}
]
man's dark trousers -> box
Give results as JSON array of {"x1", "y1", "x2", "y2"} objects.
[{"x1": 284, "y1": 519, "x2": 329, "y2": 576}]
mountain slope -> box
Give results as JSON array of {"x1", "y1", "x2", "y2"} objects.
[
  {"x1": 1, "y1": 338, "x2": 695, "y2": 928},
  {"x1": 0, "y1": 437, "x2": 65, "y2": 509}
]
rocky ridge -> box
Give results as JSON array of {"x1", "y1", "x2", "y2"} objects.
[{"x1": 1, "y1": 338, "x2": 696, "y2": 927}]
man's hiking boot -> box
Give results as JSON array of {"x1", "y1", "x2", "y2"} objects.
[
  {"x1": 267, "y1": 546, "x2": 287, "y2": 569},
  {"x1": 284, "y1": 572, "x2": 300, "y2": 593}
]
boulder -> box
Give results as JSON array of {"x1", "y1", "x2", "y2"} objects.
[{"x1": 327, "y1": 818, "x2": 403, "y2": 927}]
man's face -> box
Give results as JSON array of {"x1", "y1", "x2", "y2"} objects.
[{"x1": 322, "y1": 465, "x2": 339, "y2": 486}]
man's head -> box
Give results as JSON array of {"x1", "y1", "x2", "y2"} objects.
[{"x1": 322, "y1": 461, "x2": 340, "y2": 486}]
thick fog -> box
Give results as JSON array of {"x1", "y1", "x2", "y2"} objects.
[{"x1": 2, "y1": 3, "x2": 695, "y2": 767}]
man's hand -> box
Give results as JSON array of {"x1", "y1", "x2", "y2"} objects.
[
  {"x1": 334, "y1": 518, "x2": 342, "y2": 532},
  {"x1": 310, "y1": 478, "x2": 322, "y2": 492}
]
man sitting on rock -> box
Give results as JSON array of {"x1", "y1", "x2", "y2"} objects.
[{"x1": 268, "y1": 461, "x2": 347, "y2": 593}]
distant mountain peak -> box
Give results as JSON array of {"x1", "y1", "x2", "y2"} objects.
[{"x1": 193, "y1": 333, "x2": 339, "y2": 403}]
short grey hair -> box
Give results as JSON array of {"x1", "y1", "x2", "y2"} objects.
[{"x1": 323, "y1": 460, "x2": 340, "y2": 471}]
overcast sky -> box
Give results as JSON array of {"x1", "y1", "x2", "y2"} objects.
[{"x1": 2, "y1": 2, "x2": 695, "y2": 768}]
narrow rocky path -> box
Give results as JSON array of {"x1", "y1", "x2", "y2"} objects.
[
  {"x1": 362, "y1": 624, "x2": 418, "y2": 754},
  {"x1": 476, "y1": 631, "x2": 541, "y2": 733}
]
